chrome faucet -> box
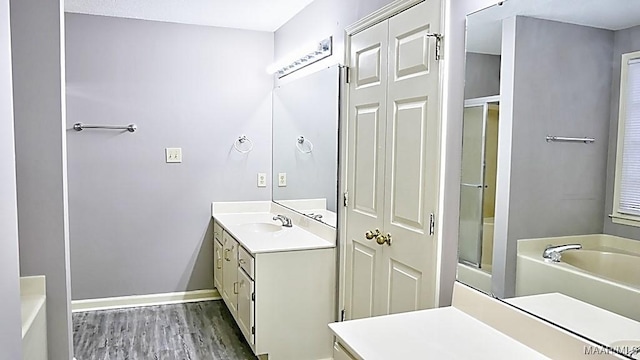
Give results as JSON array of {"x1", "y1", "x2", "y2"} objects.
[
  {"x1": 273, "y1": 215, "x2": 293, "y2": 227},
  {"x1": 542, "y1": 244, "x2": 582, "y2": 262},
  {"x1": 307, "y1": 213, "x2": 323, "y2": 220}
]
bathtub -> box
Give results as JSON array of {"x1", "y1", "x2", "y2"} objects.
[{"x1": 516, "y1": 234, "x2": 640, "y2": 322}]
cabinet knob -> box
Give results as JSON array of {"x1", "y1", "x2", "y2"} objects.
[{"x1": 224, "y1": 248, "x2": 231, "y2": 261}]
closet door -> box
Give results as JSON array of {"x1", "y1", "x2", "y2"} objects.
[
  {"x1": 344, "y1": 19, "x2": 389, "y2": 319},
  {"x1": 381, "y1": 0, "x2": 441, "y2": 313}
]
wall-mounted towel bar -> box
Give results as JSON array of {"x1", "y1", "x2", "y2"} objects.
[
  {"x1": 545, "y1": 135, "x2": 595, "y2": 144},
  {"x1": 73, "y1": 123, "x2": 137, "y2": 133}
]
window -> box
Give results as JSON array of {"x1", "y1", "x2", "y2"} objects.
[{"x1": 613, "y1": 50, "x2": 640, "y2": 226}]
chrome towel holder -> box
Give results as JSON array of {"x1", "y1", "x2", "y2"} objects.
[
  {"x1": 73, "y1": 122, "x2": 137, "y2": 133},
  {"x1": 234, "y1": 135, "x2": 253, "y2": 153},
  {"x1": 296, "y1": 136, "x2": 313, "y2": 154}
]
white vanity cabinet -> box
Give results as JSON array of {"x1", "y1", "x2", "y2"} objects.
[{"x1": 212, "y1": 216, "x2": 335, "y2": 360}]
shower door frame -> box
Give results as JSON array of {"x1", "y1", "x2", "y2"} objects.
[{"x1": 459, "y1": 95, "x2": 500, "y2": 269}]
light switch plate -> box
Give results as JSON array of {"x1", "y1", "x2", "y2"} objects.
[
  {"x1": 165, "y1": 148, "x2": 182, "y2": 163},
  {"x1": 257, "y1": 173, "x2": 267, "y2": 187},
  {"x1": 278, "y1": 173, "x2": 287, "y2": 187}
]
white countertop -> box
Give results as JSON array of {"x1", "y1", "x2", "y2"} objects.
[
  {"x1": 506, "y1": 293, "x2": 640, "y2": 348},
  {"x1": 214, "y1": 212, "x2": 334, "y2": 254},
  {"x1": 329, "y1": 307, "x2": 550, "y2": 360}
]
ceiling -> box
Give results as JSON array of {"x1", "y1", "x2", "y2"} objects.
[
  {"x1": 65, "y1": 0, "x2": 316, "y2": 32},
  {"x1": 467, "y1": 0, "x2": 640, "y2": 55}
]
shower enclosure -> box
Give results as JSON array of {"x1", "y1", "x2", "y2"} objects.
[{"x1": 458, "y1": 96, "x2": 499, "y2": 272}]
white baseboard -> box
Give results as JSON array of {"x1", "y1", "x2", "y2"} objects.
[{"x1": 72, "y1": 289, "x2": 221, "y2": 313}]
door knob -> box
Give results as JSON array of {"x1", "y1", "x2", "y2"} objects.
[
  {"x1": 365, "y1": 228, "x2": 381, "y2": 240},
  {"x1": 376, "y1": 233, "x2": 392, "y2": 246}
]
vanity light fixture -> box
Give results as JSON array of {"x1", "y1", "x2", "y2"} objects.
[{"x1": 267, "y1": 36, "x2": 332, "y2": 78}]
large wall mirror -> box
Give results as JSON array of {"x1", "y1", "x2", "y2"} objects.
[
  {"x1": 272, "y1": 65, "x2": 340, "y2": 227},
  {"x1": 458, "y1": 0, "x2": 640, "y2": 357}
]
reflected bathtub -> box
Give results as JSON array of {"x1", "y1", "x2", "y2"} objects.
[
  {"x1": 561, "y1": 250, "x2": 640, "y2": 288},
  {"x1": 516, "y1": 234, "x2": 640, "y2": 321}
]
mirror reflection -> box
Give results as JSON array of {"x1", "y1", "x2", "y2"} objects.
[
  {"x1": 272, "y1": 65, "x2": 340, "y2": 227},
  {"x1": 458, "y1": 96, "x2": 499, "y2": 290},
  {"x1": 459, "y1": 0, "x2": 640, "y2": 355}
]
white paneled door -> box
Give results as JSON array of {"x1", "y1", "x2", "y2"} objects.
[{"x1": 344, "y1": 0, "x2": 441, "y2": 320}]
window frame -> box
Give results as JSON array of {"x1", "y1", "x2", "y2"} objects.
[{"x1": 612, "y1": 50, "x2": 640, "y2": 227}]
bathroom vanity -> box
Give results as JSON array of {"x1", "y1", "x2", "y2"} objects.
[{"x1": 212, "y1": 201, "x2": 336, "y2": 360}]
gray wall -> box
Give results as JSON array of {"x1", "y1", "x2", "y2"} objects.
[
  {"x1": 10, "y1": 0, "x2": 74, "y2": 358},
  {"x1": 464, "y1": 52, "x2": 501, "y2": 99},
  {"x1": 0, "y1": 0, "x2": 22, "y2": 357},
  {"x1": 65, "y1": 14, "x2": 274, "y2": 300},
  {"x1": 603, "y1": 25, "x2": 640, "y2": 240},
  {"x1": 272, "y1": 65, "x2": 339, "y2": 212},
  {"x1": 494, "y1": 16, "x2": 613, "y2": 297}
]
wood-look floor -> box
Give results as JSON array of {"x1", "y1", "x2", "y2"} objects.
[{"x1": 73, "y1": 300, "x2": 257, "y2": 360}]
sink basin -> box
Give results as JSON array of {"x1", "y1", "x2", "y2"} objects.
[{"x1": 237, "y1": 222, "x2": 283, "y2": 233}]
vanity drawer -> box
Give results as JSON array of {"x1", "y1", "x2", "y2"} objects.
[
  {"x1": 238, "y1": 246, "x2": 254, "y2": 280},
  {"x1": 213, "y1": 221, "x2": 222, "y2": 242}
]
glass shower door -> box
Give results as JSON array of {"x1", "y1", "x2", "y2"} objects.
[{"x1": 458, "y1": 105, "x2": 486, "y2": 267}]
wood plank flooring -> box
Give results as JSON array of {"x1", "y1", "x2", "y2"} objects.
[{"x1": 73, "y1": 300, "x2": 258, "y2": 360}]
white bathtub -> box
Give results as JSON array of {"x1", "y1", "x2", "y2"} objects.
[{"x1": 516, "y1": 234, "x2": 640, "y2": 322}]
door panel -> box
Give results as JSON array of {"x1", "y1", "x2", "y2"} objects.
[
  {"x1": 349, "y1": 242, "x2": 377, "y2": 319},
  {"x1": 353, "y1": 106, "x2": 381, "y2": 217},
  {"x1": 390, "y1": 98, "x2": 428, "y2": 231},
  {"x1": 356, "y1": 45, "x2": 383, "y2": 88},
  {"x1": 387, "y1": 260, "x2": 422, "y2": 314},
  {"x1": 344, "y1": 19, "x2": 388, "y2": 320},
  {"x1": 382, "y1": 0, "x2": 441, "y2": 313},
  {"x1": 395, "y1": 25, "x2": 431, "y2": 80}
]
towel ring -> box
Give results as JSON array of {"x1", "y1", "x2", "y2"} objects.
[
  {"x1": 234, "y1": 135, "x2": 253, "y2": 154},
  {"x1": 296, "y1": 136, "x2": 313, "y2": 154}
]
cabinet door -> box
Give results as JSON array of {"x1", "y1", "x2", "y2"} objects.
[
  {"x1": 214, "y1": 239, "x2": 223, "y2": 291},
  {"x1": 237, "y1": 267, "x2": 255, "y2": 346},
  {"x1": 222, "y1": 231, "x2": 238, "y2": 315}
]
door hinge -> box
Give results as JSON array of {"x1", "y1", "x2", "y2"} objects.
[
  {"x1": 251, "y1": 326, "x2": 255, "y2": 335},
  {"x1": 344, "y1": 66, "x2": 351, "y2": 83},
  {"x1": 426, "y1": 33, "x2": 443, "y2": 61},
  {"x1": 340, "y1": 309, "x2": 346, "y2": 322},
  {"x1": 251, "y1": 292, "x2": 255, "y2": 301},
  {"x1": 429, "y1": 213, "x2": 435, "y2": 236},
  {"x1": 343, "y1": 191, "x2": 349, "y2": 207}
]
